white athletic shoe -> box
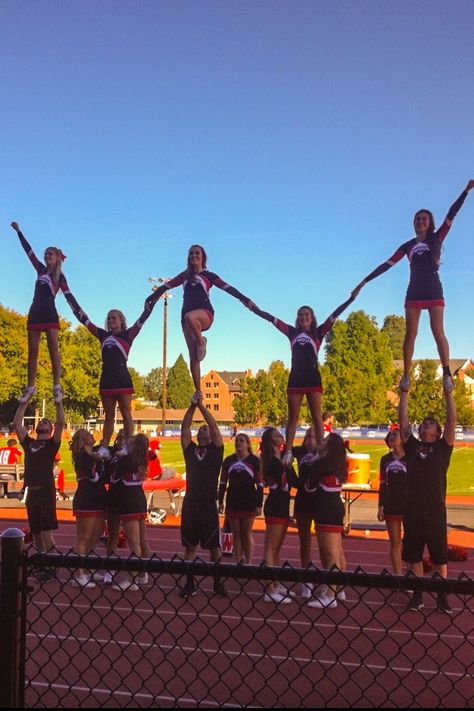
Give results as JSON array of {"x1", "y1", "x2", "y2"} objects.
[
  {"x1": 112, "y1": 579, "x2": 139, "y2": 592},
  {"x1": 282, "y1": 449, "x2": 294, "y2": 468},
  {"x1": 71, "y1": 574, "x2": 96, "y2": 589},
  {"x1": 53, "y1": 384, "x2": 63, "y2": 403},
  {"x1": 275, "y1": 584, "x2": 296, "y2": 597},
  {"x1": 97, "y1": 445, "x2": 111, "y2": 460},
  {"x1": 197, "y1": 337, "x2": 207, "y2": 362},
  {"x1": 136, "y1": 573, "x2": 149, "y2": 585},
  {"x1": 337, "y1": 589, "x2": 347, "y2": 601},
  {"x1": 92, "y1": 571, "x2": 113, "y2": 584},
  {"x1": 443, "y1": 374, "x2": 455, "y2": 392},
  {"x1": 18, "y1": 386, "x2": 36, "y2": 403},
  {"x1": 307, "y1": 593, "x2": 337, "y2": 608},
  {"x1": 399, "y1": 374, "x2": 411, "y2": 392},
  {"x1": 300, "y1": 583, "x2": 314, "y2": 599},
  {"x1": 263, "y1": 591, "x2": 293, "y2": 604}
]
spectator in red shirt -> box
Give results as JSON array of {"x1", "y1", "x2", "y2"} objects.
[{"x1": 0, "y1": 439, "x2": 23, "y2": 497}]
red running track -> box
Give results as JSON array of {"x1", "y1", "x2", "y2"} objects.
[{"x1": 1, "y1": 520, "x2": 473, "y2": 708}]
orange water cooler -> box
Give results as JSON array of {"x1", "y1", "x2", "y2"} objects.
[{"x1": 346, "y1": 453, "x2": 371, "y2": 485}]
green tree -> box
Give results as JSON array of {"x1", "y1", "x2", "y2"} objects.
[
  {"x1": 381, "y1": 315, "x2": 405, "y2": 360},
  {"x1": 167, "y1": 354, "x2": 194, "y2": 408},
  {"x1": 266, "y1": 360, "x2": 289, "y2": 425},
  {"x1": 453, "y1": 380, "x2": 474, "y2": 426},
  {"x1": 129, "y1": 367, "x2": 144, "y2": 398},
  {"x1": 61, "y1": 324, "x2": 102, "y2": 421},
  {"x1": 407, "y1": 360, "x2": 444, "y2": 424},
  {"x1": 233, "y1": 361, "x2": 289, "y2": 426},
  {"x1": 0, "y1": 305, "x2": 33, "y2": 424},
  {"x1": 233, "y1": 373, "x2": 260, "y2": 425},
  {"x1": 407, "y1": 360, "x2": 474, "y2": 426},
  {"x1": 143, "y1": 367, "x2": 164, "y2": 404},
  {"x1": 323, "y1": 310, "x2": 395, "y2": 425}
]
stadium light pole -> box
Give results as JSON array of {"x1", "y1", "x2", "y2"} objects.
[{"x1": 148, "y1": 278, "x2": 172, "y2": 435}]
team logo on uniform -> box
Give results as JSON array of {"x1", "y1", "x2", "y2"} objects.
[
  {"x1": 38, "y1": 274, "x2": 55, "y2": 294},
  {"x1": 292, "y1": 332, "x2": 318, "y2": 356},
  {"x1": 195, "y1": 447, "x2": 207, "y2": 462},
  {"x1": 409, "y1": 242, "x2": 430, "y2": 261},
  {"x1": 29, "y1": 442, "x2": 47, "y2": 454},
  {"x1": 418, "y1": 444, "x2": 433, "y2": 460}
]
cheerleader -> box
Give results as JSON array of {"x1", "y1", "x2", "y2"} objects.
[
  {"x1": 377, "y1": 428, "x2": 407, "y2": 575},
  {"x1": 218, "y1": 433, "x2": 263, "y2": 564},
  {"x1": 11, "y1": 221, "x2": 80, "y2": 403},
  {"x1": 67, "y1": 301, "x2": 153, "y2": 458},
  {"x1": 292, "y1": 427, "x2": 318, "y2": 597},
  {"x1": 70, "y1": 429, "x2": 107, "y2": 588},
  {"x1": 260, "y1": 427, "x2": 298, "y2": 604},
  {"x1": 250, "y1": 295, "x2": 355, "y2": 464},
  {"x1": 145, "y1": 245, "x2": 254, "y2": 395},
  {"x1": 305, "y1": 433, "x2": 348, "y2": 608},
  {"x1": 109, "y1": 433, "x2": 150, "y2": 591},
  {"x1": 352, "y1": 180, "x2": 474, "y2": 391}
]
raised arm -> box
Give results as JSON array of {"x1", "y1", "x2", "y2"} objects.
[
  {"x1": 436, "y1": 179, "x2": 474, "y2": 242},
  {"x1": 210, "y1": 273, "x2": 255, "y2": 309},
  {"x1": 398, "y1": 389, "x2": 411, "y2": 445},
  {"x1": 61, "y1": 285, "x2": 84, "y2": 320},
  {"x1": 318, "y1": 294, "x2": 356, "y2": 340},
  {"x1": 196, "y1": 399, "x2": 223, "y2": 448},
  {"x1": 127, "y1": 306, "x2": 154, "y2": 342},
  {"x1": 13, "y1": 400, "x2": 29, "y2": 443},
  {"x1": 145, "y1": 273, "x2": 185, "y2": 311},
  {"x1": 11, "y1": 222, "x2": 43, "y2": 272},
  {"x1": 352, "y1": 246, "x2": 406, "y2": 295},
  {"x1": 181, "y1": 401, "x2": 197, "y2": 452},
  {"x1": 64, "y1": 290, "x2": 93, "y2": 328},
  {"x1": 248, "y1": 303, "x2": 293, "y2": 338},
  {"x1": 52, "y1": 401, "x2": 65, "y2": 443},
  {"x1": 442, "y1": 387, "x2": 456, "y2": 447}
]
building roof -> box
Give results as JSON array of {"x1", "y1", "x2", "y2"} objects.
[
  {"x1": 215, "y1": 370, "x2": 248, "y2": 386},
  {"x1": 393, "y1": 358, "x2": 473, "y2": 375}
]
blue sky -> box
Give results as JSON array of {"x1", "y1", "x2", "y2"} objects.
[{"x1": 2, "y1": 1, "x2": 473, "y2": 378}]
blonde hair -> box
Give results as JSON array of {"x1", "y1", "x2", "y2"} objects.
[
  {"x1": 105, "y1": 309, "x2": 127, "y2": 331},
  {"x1": 44, "y1": 246, "x2": 63, "y2": 286},
  {"x1": 70, "y1": 428, "x2": 91, "y2": 462}
]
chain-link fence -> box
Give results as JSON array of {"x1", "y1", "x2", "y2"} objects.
[{"x1": 1, "y1": 535, "x2": 473, "y2": 708}]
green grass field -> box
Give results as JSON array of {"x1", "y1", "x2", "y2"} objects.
[{"x1": 2, "y1": 437, "x2": 473, "y2": 496}]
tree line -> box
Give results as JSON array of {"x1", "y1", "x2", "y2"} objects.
[{"x1": 1, "y1": 304, "x2": 472, "y2": 427}]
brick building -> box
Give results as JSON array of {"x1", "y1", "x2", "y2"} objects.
[{"x1": 200, "y1": 369, "x2": 252, "y2": 421}]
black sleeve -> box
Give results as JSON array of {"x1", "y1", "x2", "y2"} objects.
[
  {"x1": 218, "y1": 457, "x2": 230, "y2": 506},
  {"x1": 446, "y1": 190, "x2": 468, "y2": 222},
  {"x1": 378, "y1": 454, "x2": 388, "y2": 507},
  {"x1": 287, "y1": 465, "x2": 299, "y2": 489},
  {"x1": 250, "y1": 305, "x2": 276, "y2": 324}
]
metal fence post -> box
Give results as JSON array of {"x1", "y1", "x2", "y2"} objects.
[{"x1": 0, "y1": 528, "x2": 25, "y2": 709}]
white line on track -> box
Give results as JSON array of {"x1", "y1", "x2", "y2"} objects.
[
  {"x1": 26, "y1": 681, "x2": 236, "y2": 708},
  {"x1": 30, "y1": 598, "x2": 468, "y2": 641},
  {"x1": 26, "y1": 631, "x2": 469, "y2": 681}
]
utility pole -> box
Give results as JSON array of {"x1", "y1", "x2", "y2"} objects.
[{"x1": 148, "y1": 278, "x2": 172, "y2": 435}]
